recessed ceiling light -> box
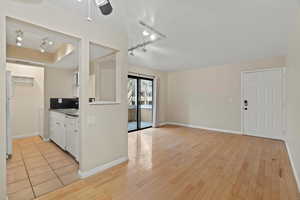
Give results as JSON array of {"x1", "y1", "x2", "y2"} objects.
[
  {"x1": 142, "y1": 30, "x2": 150, "y2": 36},
  {"x1": 150, "y1": 34, "x2": 156, "y2": 41},
  {"x1": 40, "y1": 47, "x2": 45, "y2": 53},
  {"x1": 77, "y1": 0, "x2": 82, "y2": 2}
]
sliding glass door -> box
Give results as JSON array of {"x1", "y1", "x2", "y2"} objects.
[
  {"x1": 128, "y1": 75, "x2": 153, "y2": 132},
  {"x1": 128, "y1": 76, "x2": 138, "y2": 131}
]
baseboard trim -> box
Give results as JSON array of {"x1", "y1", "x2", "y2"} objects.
[
  {"x1": 158, "y1": 122, "x2": 168, "y2": 127},
  {"x1": 285, "y1": 141, "x2": 300, "y2": 191},
  {"x1": 78, "y1": 156, "x2": 128, "y2": 179},
  {"x1": 164, "y1": 122, "x2": 242, "y2": 135},
  {"x1": 42, "y1": 138, "x2": 50, "y2": 142},
  {"x1": 12, "y1": 132, "x2": 39, "y2": 139}
]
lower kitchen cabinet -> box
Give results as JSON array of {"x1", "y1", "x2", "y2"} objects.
[
  {"x1": 49, "y1": 111, "x2": 79, "y2": 161},
  {"x1": 49, "y1": 111, "x2": 66, "y2": 150},
  {"x1": 65, "y1": 116, "x2": 79, "y2": 161}
]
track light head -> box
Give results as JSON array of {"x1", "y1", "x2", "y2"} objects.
[
  {"x1": 95, "y1": 0, "x2": 113, "y2": 15},
  {"x1": 16, "y1": 30, "x2": 23, "y2": 42},
  {"x1": 129, "y1": 50, "x2": 135, "y2": 56},
  {"x1": 16, "y1": 41, "x2": 22, "y2": 47}
]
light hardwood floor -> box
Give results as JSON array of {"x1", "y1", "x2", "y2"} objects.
[{"x1": 37, "y1": 125, "x2": 299, "y2": 200}]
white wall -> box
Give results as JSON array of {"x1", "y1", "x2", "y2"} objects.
[
  {"x1": 44, "y1": 67, "x2": 75, "y2": 139},
  {"x1": 0, "y1": 1, "x2": 128, "y2": 199},
  {"x1": 7, "y1": 63, "x2": 44, "y2": 138},
  {"x1": 286, "y1": 6, "x2": 300, "y2": 189},
  {"x1": 93, "y1": 57, "x2": 116, "y2": 102},
  {"x1": 167, "y1": 56, "x2": 285, "y2": 132},
  {"x1": 0, "y1": 14, "x2": 5, "y2": 199},
  {"x1": 128, "y1": 65, "x2": 168, "y2": 124}
]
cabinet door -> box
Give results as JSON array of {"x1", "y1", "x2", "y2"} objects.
[
  {"x1": 55, "y1": 120, "x2": 66, "y2": 150},
  {"x1": 50, "y1": 117, "x2": 59, "y2": 146},
  {"x1": 49, "y1": 111, "x2": 66, "y2": 150},
  {"x1": 73, "y1": 128, "x2": 79, "y2": 161},
  {"x1": 65, "y1": 116, "x2": 79, "y2": 160}
]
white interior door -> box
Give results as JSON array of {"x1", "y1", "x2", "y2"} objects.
[{"x1": 242, "y1": 68, "x2": 285, "y2": 140}]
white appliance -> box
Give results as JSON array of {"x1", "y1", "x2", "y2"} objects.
[{"x1": 6, "y1": 71, "x2": 13, "y2": 158}]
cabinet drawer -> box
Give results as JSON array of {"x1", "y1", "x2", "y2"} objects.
[{"x1": 50, "y1": 111, "x2": 66, "y2": 121}]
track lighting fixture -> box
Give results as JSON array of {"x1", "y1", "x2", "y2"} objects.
[
  {"x1": 40, "y1": 47, "x2": 45, "y2": 53},
  {"x1": 16, "y1": 30, "x2": 23, "y2": 41},
  {"x1": 143, "y1": 30, "x2": 150, "y2": 37},
  {"x1": 95, "y1": 0, "x2": 113, "y2": 15},
  {"x1": 40, "y1": 38, "x2": 51, "y2": 53},
  {"x1": 150, "y1": 34, "x2": 156, "y2": 41},
  {"x1": 129, "y1": 50, "x2": 135, "y2": 56},
  {"x1": 142, "y1": 45, "x2": 147, "y2": 52},
  {"x1": 15, "y1": 30, "x2": 23, "y2": 47},
  {"x1": 16, "y1": 40, "x2": 22, "y2": 47},
  {"x1": 128, "y1": 21, "x2": 167, "y2": 55},
  {"x1": 48, "y1": 40, "x2": 54, "y2": 45}
]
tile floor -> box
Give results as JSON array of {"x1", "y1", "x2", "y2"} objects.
[{"x1": 7, "y1": 136, "x2": 80, "y2": 200}]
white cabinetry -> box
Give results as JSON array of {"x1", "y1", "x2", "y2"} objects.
[
  {"x1": 49, "y1": 111, "x2": 79, "y2": 160},
  {"x1": 49, "y1": 111, "x2": 66, "y2": 150},
  {"x1": 65, "y1": 116, "x2": 79, "y2": 161}
]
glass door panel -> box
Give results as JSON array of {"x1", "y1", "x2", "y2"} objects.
[
  {"x1": 139, "y1": 79, "x2": 153, "y2": 129},
  {"x1": 128, "y1": 76, "x2": 153, "y2": 132},
  {"x1": 128, "y1": 76, "x2": 138, "y2": 132}
]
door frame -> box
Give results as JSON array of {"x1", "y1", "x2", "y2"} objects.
[
  {"x1": 128, "y1": 75, "x2": 154, "y2": 132},
  {"x1": 240, "y1": 67, "x2": 286, "y2": 140}
]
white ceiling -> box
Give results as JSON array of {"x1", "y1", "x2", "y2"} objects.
[
  {"x1": 9, "y1": 0, "x2": 299, "y2": 71},
  {"x1": 126, "y1": 0, "x2": 299, "y2": 71}
]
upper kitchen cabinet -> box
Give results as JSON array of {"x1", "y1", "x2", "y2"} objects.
[{"x1": 89, "y1": 42, "x2": 118, "y2": 104}]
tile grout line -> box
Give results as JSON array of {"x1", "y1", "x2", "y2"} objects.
[
  {"x1": 36, "y1": 139, "x2": 68, "y2": 187},
  {"x1": 38, "y1": 140, "x2": 80, "y2": 185},
  {"x1": 17, "y1": 140, "x2": 38, "y2": 199}
]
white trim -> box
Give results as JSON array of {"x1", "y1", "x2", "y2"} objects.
[
  {"x1": 78, "y1": 156, "x2": 128, "y2": 179},
  {"x1": 241, "y1": 67, "x2": 286, "y2": 140},
  {"x1": 89, "y1": 101, "x2": 120, "y2": 105},
  {"x1": 164, "y1": 122, "x2": 242, "y2": 135},
  {"x1": 12, "y1": 132, "x2": 39, "y2": 139},
  {"x1": 242, "y1": 67, "x2": 286, "y2": 73},
  {"x1": 42, "y1": 138, "x2": 50, "y2": 142},
  {"x1": 128, "y1": 71, "x2": 155, "y2": 79},
  {"x1": 285, "y1": 141, "x2": 300, "y2": 191},
  {"x1": 241, "y1": 70, "x2": 245, "y2": 134},
  {"x1": 158, "y1": 122, "x2": 168, "y2": 127}
]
